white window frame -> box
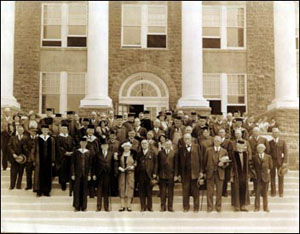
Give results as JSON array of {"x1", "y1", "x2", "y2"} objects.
[
  {"x1": 39, "y1": 72, "x2": 86, "y2": 114},
  {"x1": 41, "y1": 3, "x2": 88, "y2": 48},
  {"x1": 121, "y1": 3, "x2": 168, "y2": 49},
  {"x1": 202, "y1": 5, "x2": 246, "y2": 50}
]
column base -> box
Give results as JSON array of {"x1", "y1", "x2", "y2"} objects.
[
  {"x1": 80, "y1": 96, "x2": 113, "y2": 108},
  {"x1": 177, "y1": 97, "x2": 210, "y2": 108},
  {"x1": 267, "y1": 98, "x2": 299, "y2": 111},
  {"x1": 1, "y1": 96, "x2": 20, "y2": 109},
  {"x1": 176, "y1": 97, "x2": 211, "y2": 116}
]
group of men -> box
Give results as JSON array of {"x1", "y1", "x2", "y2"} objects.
[{"x1": 1, "y1": 107, "x2": 288, "y2": 212}]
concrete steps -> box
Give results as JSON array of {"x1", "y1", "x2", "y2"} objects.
[{"x1": 1, "y1": 168, "x2": 299, "y2": 233}]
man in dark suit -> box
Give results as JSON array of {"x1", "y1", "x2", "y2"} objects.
[
  {"x1": 141, "y1": 110, "x2": 153, "y2": 131},
  {"x1": 152, "y1": 119, "x2": 165, "y2": 142},
  {"x1": 253, "y1": 144, "x2": 273, "y2": 212},
  {"x1": 218, "y1": 128, "x2": 233, "y2": 197},
  {"x1": 269, "y1": 128, "x2": 288, "y2": 197},
  {"x1": 134, "y1": 118, "x2": 148, "y2": 142},
  {"x1": 191, "y1": 116, "x2": 207, "y2": 139},
  {"x1": 113, "y1": 115, "x2": 128, "y2": 144},
  {"x1": 204, "y1": 136, "x2": 229, "y2": 212},
  {"x1": 136, "y1": 139, "x2": 157, "y2": 212},
  {"x1": 8, "y1": 125, "x2": 29, "y2": 190},
  {"x1": 95, "y1": 138, "x2": 114, "y2": 211},
  {"x1": 232, "y1": 118, "x2": 249, "y2": 140},
  {"x1": 25, "y1": 127, "x2": 38, "y2": 190},
  {"x1": 123, "y1": 113, "x2": 135, "y2": 132},
  {"x1": 157, "y1": 140, "x2": 178, "y2": 212},
  {"x1": 1, "y1": 107, "x2": 14, "y2": 170},
  {"x1": 168, "y1": 116, "x2": 185, "y2": 149},
  {"x1": 248, "y1": 127, "x2": 270, "y2": 196},
  {"x1": 212, "y1": 113, "x2": 226, "y2": 136},
  {"x1": 178, "y1": 133, "x2": 202, "y2": 212},
  {"x1": 90, "y1": 111, "x2": 100, "y2": 126}
]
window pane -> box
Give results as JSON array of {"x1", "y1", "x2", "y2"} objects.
[
  {"x1": 68, "y1": 4, "x2": 87, "y2": 25},
  {"x1": 203, "y1": 38, "x2": 221, "y2": 48},
  {"x1": 67, "y1": 94, "x2": 85, "y2": 113},
  {"x1": 147, "y1": 35, "x2": 166, "y2": 48},
  {"x1": 68, "y1": 25, "x2": 86, "y2": 35},
  {"x1": 227, "y1": 74, "x2": 245, "y2": 104},
  {"x1": 203, "y1": 27, "x2": 220, "y2": 37},
  {"x1": 123, "y1": 27, "x2": 141, "y2": 45},
  {"x1": 42, "y1": 94, "x2": 60, "y2": 114},
  {"x1": 227, "y1": 8, "x2": 244, "y2": 28},
  {"x1": 203, "y1": 7, "x2": 221, "y2": 27},
  {"x1": 148, "y1": 6, "x2": 166, "y2": 27},
  {"x1": 44, "y1": 25, "x2": 61, "y2": 39},
  {"x1": 42, "y1": 73, "x2": 60, "y2": 94},
  {"x1": 67, "y1": 73, "x2": 85, "y2": 94},
  {"x1": 227, "y1": 28, "x2": 244, "y2": 47},
  {"x1": 44, "y1": 5, "x2": 62, "y2": 25},
  {"x1": 42, "y1": 41, "x2": 62, "y2": 47},
  {"x1": 203, "y1": 74, "x2": 221, "y2": 99},
  {"x1": 148, "y1": 26, "x2": 165, "y2": 34},
  {"x1": 123, "y1": 5, "x2": 141, "y2": 26},
  {"x1": 67, "y1": 37, "x2": 86, "y2": 47}
]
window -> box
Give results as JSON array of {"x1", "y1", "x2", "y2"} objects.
[
  {"x1": 122, "y1": 4, "x2": 167, "y2": 48},
  {"x1": 227, "y1": 7, "x2": 244, "y2": 47},
  {"x1": 67, "y1": 73, "x2": 86, "y2": 113},
  {"x1": 40, "y1": 72, "x2": 86, "y2": 114},
  {"x1": 42, "y1": 3, "x2": 87, "y2": 47},
  {"x1": 41, "y1": 73, "x2": 61, "y2": 113},
  {"x1": 67, "y1": 4, "x2": 87, "y2": 47},
  {"x1": 203, "y1": 74, "x2": 221, "y2": 99},
  {"x1": 202, "y1": 5, "x2": 245, "y2": 49},
  {"x1": 42, "y1": 5, "x2": 62, "y2": 47},
  {"x1": 130, "y1": 83, "x2": 158, "y2": 97},
  {"x1": 227, "y1": 74, "x2": 245, "y2": 104},
  {"x1": 202, "y1": 7, "x2": 221, "y2": 48}
]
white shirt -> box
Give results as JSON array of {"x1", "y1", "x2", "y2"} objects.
[
  {"x1": 17, "y1": 135, "x2": 23, "y2": 141},
  {"x1": 136, "y1": 126, "x2": 141, "y2": 132},
  {"x1": 143, "y1": 149, "x2": 149, "y2": 155},
  {"x1": 239, "y1": 152, "x2": 244, "y2": 170},
  {"x1": 274, "y1": 137, "x2": 279, "y2": 144},
  {"x1": 259, "y1": 153, "x2": 265, "y2": 160},
  {"x1": 78, "y1": 148, "x2": 89, "y2": 154},
  {"x1": 39, "y1": 134, "x2": 50, "y2": 141},
  {"x1": 165, "y1": 149, "x2": 170, "y2": 155},
  {"x1": 214, "y1": 146, "x2": 221, "y2": 152},
  {"x1": 59, "y1": 133, "x2": 69, "y2": 137},
  {"x1": 103, "y1": 150, "x2": 107, "y2": 158},
  {"x1": 186, "y1": 144, "x2": 191, "y2": 152},
  {"x1": 154, "y1": 127, "x2": 159, "y2": 133}
]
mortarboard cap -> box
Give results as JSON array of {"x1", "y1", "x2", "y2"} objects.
[
  {"x1": 128, "y1": 113, "x2": 135, "y2": 117},
  {"x1": 41, "y1": 124, "x2": 49, "y2": 129},
  {"x1": 46, "y1": 108, "x2": 54, "y2": 112},
  {"x1": 80, "y1": 137, "x2": 87, "y2": 142},
  {"x1": 165, "y1": 111, "x2": 172, "y2": 116},
  {"x1": 55, "y1": 113, "x2": 62, "y2": 117},
  {"x1": 237, "y1": 140, "x2": 245, "y2": 144},
  {"x1": 87, "y1": 124, "x2": 95, "y2": 129},
  {"x1": 83, "y1": 118, "x2": 90, "y2": 122},
  {"x1": 235, "y1": 117, "x2": 243, "y2": 122},
  {"x1": 61, "y1": 124, "x2": 68, "y2": 128},
  {"x1": 199, "y1": 116, "x2": 207, "y2": 120},
  {"x1": 144, "y1": 110, "x2": 150, "y2": 114},
  {"x1": 67, "y1": 111, "x2": 75, "y2": 115},
  {"x1": 191, "y1": 111, "x2": 197, "y2": 115},
  {"x1": 116, "y1": 115, "x2": 123, "y2": 119}
]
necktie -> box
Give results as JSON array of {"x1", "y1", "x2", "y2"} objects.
[
  {"x1": 260, "y1": 154, "x2": 263, "y2": 160},
  {"x1": 166, "y1": 150, "x2": 169, "y2": 155}
]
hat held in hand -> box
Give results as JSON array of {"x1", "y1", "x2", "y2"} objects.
[
  {"x1": 15, "y1": 154, "x2": 27, "y2": 164},
  {"x1": 278, "y1": 163, "x2": 288, "y2": 177}
]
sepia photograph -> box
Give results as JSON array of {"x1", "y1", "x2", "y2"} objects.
[{"x1": 1, "y1": 1, "x2": 299, "y2": 233}]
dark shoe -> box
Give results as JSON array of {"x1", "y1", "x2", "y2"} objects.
[
  {"x1": 271, "y1": 194, "x2": 276, "y2": 197},
  {"x1": 168, "y1": 208, "x2": 174, "y2": 212},
  {"x1": 119, "y1": 207, "x2": 125, "y2": 212},
  {"x1": 234, "y1": 207, "x2": 240, "y2": 212},
  {"x1": 148, "y1": 208, "x2": 153, "y2": 212},
  {"x1": 9, "y1": 187, "x2": 14, "y2": 190},
  {"x1": 44, "y1": 193, "x2": 50, "y2": 197},
  {"x1": 254, "y1": 208, "x2": 259, "y2": 212},
  {"x1": 222, "y1": 192, "x2": 228, "y2": 197},
  {"x1": 193, "y1": 209, "x2": 199, "y2": 213},
  {"x1": 16, "y1": 186, "x2": 21, "y2": 190},
  {"x1": 183, "y1": 209, "x2": 189, "y2": 212},
  {"x1": 207, "y1": 208, "x2": 213, "y2": 213},
  {"x1": 240, "y1": 206, "x2": 248, "y2": 212},
  {"x1": 25, "y1": 187, "x2": 32, "y2": 190},
  {"x1": 61, "y1": 184, "x2": 66, "y2": 191},
  {"x1": 140, "y1": 208, "x2": 146, "y2": 212},
  {"x1": 82, "y1": 209, "x2": 87, "y2": 212},
  {"x1": 264, "y1": 208, "x2": 270, "y2": 212},
  {"x1": 105, "y1": 208, "x2": 110, "y2": 212},
  {"x1": 216, "y1": 208, "x2": 222, "y2": 213},
  {"x1": 127, "y1": 207, "x2": 132, "y2": 212},
  {"x1": 75, "y1": 208, "x2": 80, "y2": 212},
  {"x1": 96, "y1": 208, "x2": 101, "y2": 212}
]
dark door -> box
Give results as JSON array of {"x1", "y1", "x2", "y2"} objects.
[
  {"x1": 129, "y1": 105, "x2": 144, "y2": 118},
  {"x1": 209, "y1": 100, "x2": 221, "y2": 115}
]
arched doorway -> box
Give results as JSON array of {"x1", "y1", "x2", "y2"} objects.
[{"x1": 118, "y1": 72, "x2": 169, "y2": 119}]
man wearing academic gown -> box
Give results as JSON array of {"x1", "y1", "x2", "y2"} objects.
[
  {"x1": 56, "y1": 124, "x2": 75, "y2": 191},
  {"x1": 85, "y1": 124, "x2": 100, "y2": 198},
  {"x1": 141, "y1": 110, "x2": 154, "y2": 131},
  {"x1": 230, "y1": 140, "x2": 250, "y2": 211},
  {"x1": 34, "y1": 124, "x2": 56, "y2": 196},
  {"x1": 71, "y1": 137, "x2": 92, "y2": 211}
]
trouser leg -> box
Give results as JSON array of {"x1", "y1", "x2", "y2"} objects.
[
  {"x1": 191, "y1": 179, "x2": 199, "y2": 211},
  {"x1": 167, "y1": 180, "x2": 174, "y2": 210},
  {"x1": 159, "y1": 179, "x2": 167, "y2": 210},
  {"x1": 215, "y1": 176, "x2": 224, "y2": 210}
]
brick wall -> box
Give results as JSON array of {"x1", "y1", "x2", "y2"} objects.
[
  {"x1": 108, "y1": 2, "x2": 181, "y2": 110},
  {"x1": 246, "y1": 1, "x2": 275, "y2": 116},
  {"x1": 13, "y1": 1, "x2": 41, "y2": 114}
]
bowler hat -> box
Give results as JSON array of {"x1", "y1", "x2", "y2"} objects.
[
  {"x1": 278, "y1": 164, "x2": 288, "y2": 177},
  {"x1": 15, "y1": 154, "x2": 26, "y2": 164}
]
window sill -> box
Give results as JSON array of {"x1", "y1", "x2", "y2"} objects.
[
  {"x1": 120, "y1": 47, "x2": 169, "y2": 51},
  {"x1": 203, "y1": 48, "x2": 247, "y2": 53},
  {"x1": 40, "y1": 47, "x2": 87, "y2": 51}
]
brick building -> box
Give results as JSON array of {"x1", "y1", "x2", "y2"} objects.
[{"x1": 1, "y1": 2, "x2": 299, "y2": 166}]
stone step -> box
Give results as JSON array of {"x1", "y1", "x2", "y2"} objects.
[{"x1": 2, "y1": 201, "x2": 298, "y2": 213}]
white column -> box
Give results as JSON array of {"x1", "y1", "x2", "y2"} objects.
[
  {"x1": 177, "y1": 1, "x2": 209, "y2": 108},
  {"x1": 80, "y1": 1, "x2": 112, "y2": 108},
  {"x1": 60, "y1": 72, "x2": 68, "y2": 113},
  {"x1": 268, "y1": 1, "x2": 299, "y2": 110},
  {"x1": 1, "y1": 1, "x2": 20, "y2": 109}
]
